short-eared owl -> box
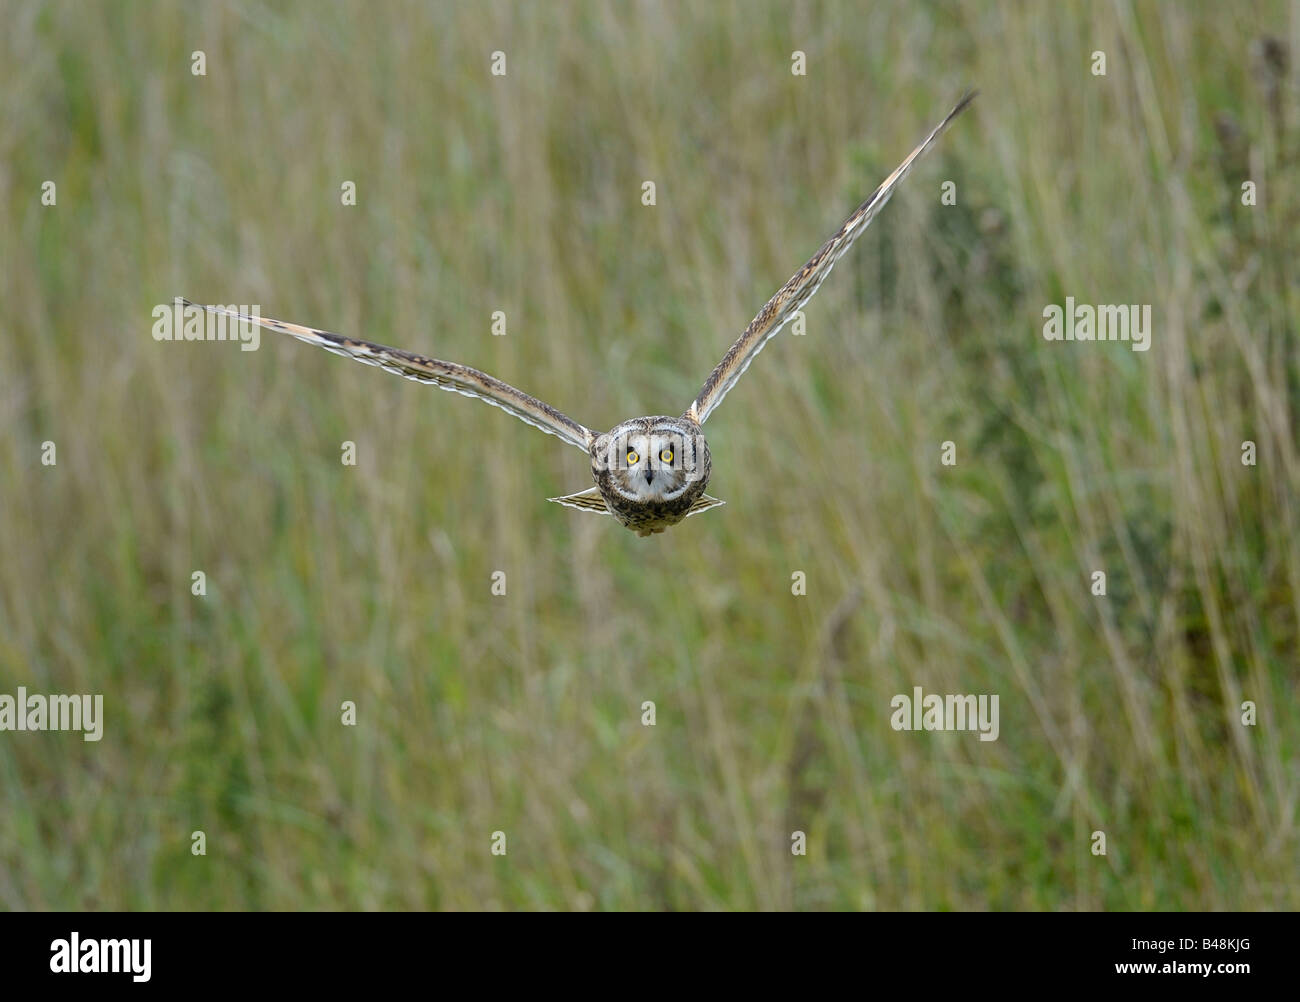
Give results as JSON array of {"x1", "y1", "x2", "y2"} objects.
[{"x1": 184, "y1": 94, "x2": 973, "y2": 536}]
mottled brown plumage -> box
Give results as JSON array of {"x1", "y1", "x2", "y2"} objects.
[{"x1": 584, "y1": 415, "x2": 717, "y2": 535}]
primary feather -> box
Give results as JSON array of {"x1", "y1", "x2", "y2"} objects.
[
  {"x1": 686, "y1": 92, "x2": 976, "y2": 425},
  {"x1": 176, "y1": 299, "x2": 595, "y2": 452}
]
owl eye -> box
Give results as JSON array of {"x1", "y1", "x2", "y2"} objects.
[
  {"x1": 660, "y1": 448, "x2": 673, "y2": 464},
  {"x1": 626, "y1": 450, "x2": 639, "y2": 465}
]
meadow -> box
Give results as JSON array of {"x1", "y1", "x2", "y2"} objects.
[{"x1": 1, "y1": 0, "x2": 1297, "y2": 909}]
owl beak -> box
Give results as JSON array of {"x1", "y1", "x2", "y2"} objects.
[{"x1": 643, "y1": 469, "x2": 654, "y2": 485}]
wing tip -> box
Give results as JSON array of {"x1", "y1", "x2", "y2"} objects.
[{"x1": 946, "y1": 89, "x2": 978, "y2": 124}]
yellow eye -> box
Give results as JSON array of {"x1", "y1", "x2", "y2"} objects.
[
  {"x1": 660, "y1": 449, "x2": 673, "y2": 464},
  {"x1": 626, "y1": 450, "x2": 639, "y2": 465}
]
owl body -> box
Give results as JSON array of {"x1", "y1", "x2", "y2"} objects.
[
  {"x1": 589, "y1": 415, "x2": 713, "y2": 536},
  {"x1": 185, "y1": 95, "x2": 973, "y2": 536}
]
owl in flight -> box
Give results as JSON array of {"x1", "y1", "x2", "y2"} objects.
[{"x1": 185, "y1": 94, "x2": 973, "y2": 536}]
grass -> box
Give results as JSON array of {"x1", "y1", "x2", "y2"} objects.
[{"x1": 0, "y1": 0, "x2": 1297, "y2": 910}]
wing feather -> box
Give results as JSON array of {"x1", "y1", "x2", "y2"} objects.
[
  {"x1": 178, "y1": 300, "x2": 595, "y2": 452},
  {"x1": 547, "y1": 487, "x2": 613, "y2": 513},
  {"x1": 686, "y1": 92, "x2": 976, "y2": 425}
]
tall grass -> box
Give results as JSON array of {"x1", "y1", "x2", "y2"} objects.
[{"x1": 0, "y1": 0, "x2": 1296, "y2": 909}]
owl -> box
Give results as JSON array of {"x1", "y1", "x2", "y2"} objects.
[{"x1": 183, "y1": 94, "x2": 973, "y2": 536}]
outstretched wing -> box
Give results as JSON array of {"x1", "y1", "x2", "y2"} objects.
[
  {"x1": 179, "y1": 300, "x2": 595, "y2": 452},
  {"x1": 685, "y1": 92, "x2": 976, "y2": 425}
]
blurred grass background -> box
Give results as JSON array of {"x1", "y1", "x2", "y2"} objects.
[{"x1": 1, "y1": 0, "x2": 1298, "y2": 910}]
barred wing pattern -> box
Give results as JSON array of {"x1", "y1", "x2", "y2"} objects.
[
  {"x1": 179, "y1": 300, "x2": 595, "y2": 452},
  {"x1": 686, "y1": 92, "x2": 976, "y2": 425}
]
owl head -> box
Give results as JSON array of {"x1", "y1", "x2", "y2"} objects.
[{"x1": 592, "y1": 416, "x2": 711, "y2": 503}]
